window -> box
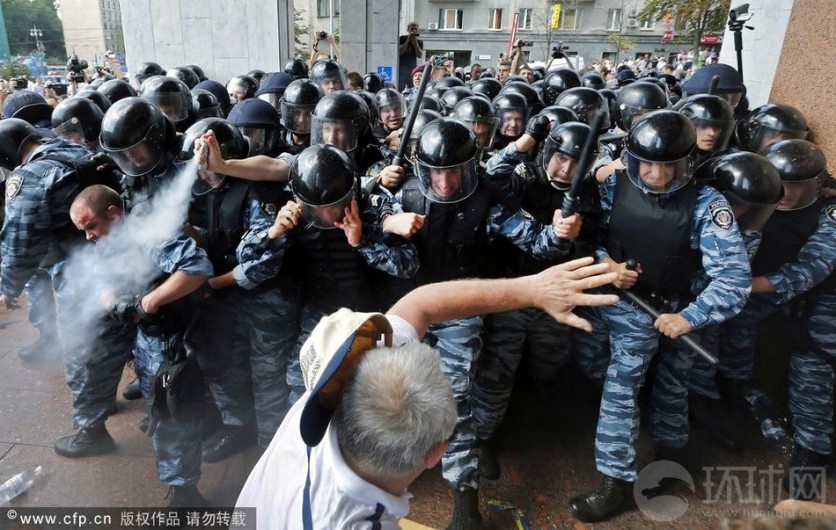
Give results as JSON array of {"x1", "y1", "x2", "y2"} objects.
[
  {"x1": 317, "y1": 0, "x2": 340, "y2": 18},
  {"x1": 440, "y1": 8, "x2": 463, "y2": 30},
  {"x1": 641, "y1": 17, "x2": 654, "y2": 30},
  {"x1": 488, "y1": 8, "x2": 502, "y2": 30},
  {"x1": 560, "y1": 8, "x2": 581, "y2": 30},
  {"x1": 519, "y1": 8, "x2": 534, "y2": 30},
  {"x1": 607, "y1": 9, "x2": 622, "y2": 30}
]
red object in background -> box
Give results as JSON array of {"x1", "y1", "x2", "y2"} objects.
[
  {"x1": 700, "y1": 34, "x2": 723, "y2": 45},
  {"x1": 662, "y1": 30, "x2": 674, "y2": 43}
]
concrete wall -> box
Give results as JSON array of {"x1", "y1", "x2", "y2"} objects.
[
  {"x1": 339, "y1": 0, "x2": 400, "y2": 79},
  {"x1": 61, "y1": 0, "x2": 106, "y2": 65},
  {"x1": 120, "y1": 0, "x2": 294, "y2": 84},
  {"x1": 769, "y1": 0, "x2": 836, "y2": 164},
  {"x1": 717, "y1": 0, "x2": 795, "y2": 108}
]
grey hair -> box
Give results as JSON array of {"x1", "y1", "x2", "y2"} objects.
[{"x1": 333, "y1": 342, "x2": 456, "y2": 477}]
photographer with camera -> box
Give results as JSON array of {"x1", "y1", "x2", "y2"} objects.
[
  {"x1": 398, "y1": 22, "x2": 424, "y2": 92},
  {"x1": 308, "y1": 31, "x2": 341, "y2": 69},
  {"x1": 66, "y1": 53, "x2": 89, "y2": 95}
]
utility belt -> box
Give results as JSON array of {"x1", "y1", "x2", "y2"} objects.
[{"x1": 625, "y1": 288, "x2": 676, "y2": 313}]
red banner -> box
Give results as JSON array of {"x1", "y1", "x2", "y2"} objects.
[{"x1": 506, "y1": 12, "x2": 520, "y2": 59}]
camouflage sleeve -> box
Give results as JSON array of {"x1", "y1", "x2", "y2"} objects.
[
  {"x1": 233, "y1": 199, "x2": 288, "y2": 289},
  {"x1": 486, "y1": 202, "x2": 563, "y2": 260},
  {"x1": 152, "y1": 233, "x2": 214, "y2": 277},
  {"x1": 765, "y1": 205, "x2": 836, "y2": 304},
  {"x1": 0, "y1": 168, "x2": 52, "y2": 297},
  {"x1": 679, "y1": 188, "x2": 751, "y2": 329},
  {"x1": 593, "y1": 173, "x2": 616, "y2": 263},
  {"x1": 485, "y1": 141, "x2": 523, "y2": 176},
  {"x1": 351, "y1": 196, "x2": 418, "y2": 278}
]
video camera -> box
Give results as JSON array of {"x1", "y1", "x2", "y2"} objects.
[
  {"x1": 516, "y1": 40, "x2": 534, "y2": 47},
  {"x1": 729, "y1": 3, "x2": 753, "y2": 24},
  {"x1": 316, "y1": 31, "x2": 330, "y2": 41},
  {"x1": 551, "y1": 41, "x2": 569, "y2": 59},
  {"x1": 66, "y1": 52, "x2": 88, "y2": 83}
]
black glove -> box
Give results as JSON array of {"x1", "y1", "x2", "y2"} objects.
[
  {"x1": 525, "y1": 114, "x2": 551, "y2": 143},
  {"x1": 91, "y1": 152, "x2": 118, "y2": 172},
  {"x1": 108, "y1": 295, "x2": 138, "y2": 325},
  {"x1": 135, "y1": 297, "x2": 160, "y2": 325}
]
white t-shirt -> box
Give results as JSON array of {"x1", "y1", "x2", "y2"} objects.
[{"x1": 235, "y1": 315, "x2": 419, "y2": 530}]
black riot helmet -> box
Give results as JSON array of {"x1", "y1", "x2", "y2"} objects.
[
  {"x1": 226, "y1": 75, "x2": 259, "y2": 102},
  {"x1": 166, "y1": 67, "x2": 200, "y2": 89},
  {"x1": 310, "y1": 91, "x2": 370, "y2": 152},
  {"x1": 625, "y1": 110, "x2": 696, "y2": 194},
  {"x1": 284, "y1": 58, "x2": 309, "y2": 80},
  {"x1": 414, "y1": 117, "x2": 479, "y2": 203},
  {"x1": 246, "y1": 69, "x2": 266, "y2": 85},
  {"x1": 195, "y1": 80, "x2": 232, "y2": 116},
  {"x1": 538, "y1": 105, "x2": 580, "y2": 128},
  {"x1": 2, "y1": 90, "x2": 53, "y2": 126},
  {"x1": 180, "y1": 118, "x2": 249, "y2": 194},
  {"x1": 310, "y1": 59, "x2": 347, "y2": 93},
  {"x1": 139, "y1": 75, "x2": 195, "y2": 132},
  {"x1": 637, "y1": 76, "x2": 670, "y2": 101},
  {"x1": 134, "y1": 61, "x2": 165, "y2": 88},
  {"x1": 226, "y1": 98, "x2": 281, "y2": 156},
  {"x1": 51, "y1": 97, "x2": 105, "y2": 148},
  {"x1": 363, "y1": 72, "x2": 385, "y2": 93},
  {"x1": 736, "y1": 104, "x2": 809, "y2": 154},
  {"x1": 404, "y1": 109, "x2": 442, "y2": 157},
  {"x1": 452, "y1": 96, "x2": 498, "y2": 149},
  {"x1": 675, "y1": 94, "x2": 735, "y2": 153},
  {"x1": 542, "y1": 69, "x2": 581, "y2": 107},
  {"x1": 281, "y1": 79, "x2": 324, "y2": 135},
  {"x1": 290, "y1": 144, "x2": 358, "y2": 229},
  {"x1": 77, "y1": 90, "x2": 112, "y2": 114},
  {"x1": 185, "y1": 64, "x2": 208, "y2": 82},
  {"x1": 375, "y1": 88, "x2": 405, "y2": 130},
  {"x1": 439, "y1": 86, "x2": 474, "y2": 115},
  {"x1": 0, "y1": 118, "x2": 44, "y2": 170},
  {"x1": 696, "y1": 152, "x2": 783, "y2": 233},
  {"x1": 501, "y1": 81, "x2": 542, "y2": 113},
  {"x1": 470, "y1": 78, "x2": 503, "y2": 101},
  {"x1": 762, "y1": 139, "x2": 826, "y2": 211},
  {"x1": 504, "y1": 75, "x2": 528, "y2": 86},
  {"x1": 581, "y1": 72, "x2": 606, "y2": 91},
  {"x1": 492, "y1": 92, "x2": 530, "y2": 141},
  {"x1": 356, "y1": 91, "x2": 379, "y2": 130},
  {"x1": 542, "y1": 122, "x2": 594, "y2": 190},
  {"x1": 532, "y1": 66, "x2": 546, "y2": 81},
  {"x1": 97, "y1": 79, "x2": 137, "y2": 104},
  {"x1": 255, "y1": 72, "x2": 293, "y2": 111},
  {"x1": 599, "y1": 88, "x2": 619, "y2": 124},
  {"x1": 433, "y1": 76, "x2": 465, "y2": 89},
  {"x1": 417, "y1": 94, "x2": 442, "y2": 113},
  {"x1": 615, "y1": 82, "x2": 668, "y2": 131},
  {"x1": 192, "y1": 89, "x2": 223, "y2": 120},
  {"x1": 99, "y1": 97, "x2": 177, "y2": 176},
  {"x1": 555, "y1": 87, "x2": 611, "y2": 131}
]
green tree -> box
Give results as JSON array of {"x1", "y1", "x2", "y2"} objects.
[
  {"x1": 0, "y1": 61, "x2": 28, "y2": 78},
  {"x1": 1, "y1": 0, "x2": 65, "y2": 58},
  {"x1": 608, "y1": 33, "x2": 635, "y2": 63},
  {"x1": 294, "y1": 7, "x2": 311, "y2": 60},
  {"x1": 638, "y1": 0, "x2": 730, "y2": 49}
]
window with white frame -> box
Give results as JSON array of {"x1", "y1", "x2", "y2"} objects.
[
  {"x1": 440, "y1": 8, "x2": 463, "y2": 30},
  {"x1": 519, "y1": 8, "x2": 534, "y2": 30},
  {"x1": 489, "y1": 8, "x2": 502, "y2": 30},
  {"x1": 641, "y1": 17, "x2": 655, "y2": 29},
  {"x1": 560, "y1": 8, "x2": 581, "y2": 30},
  {"x1": 607, "y1": 9, "x2": 622, "y2": 30}
]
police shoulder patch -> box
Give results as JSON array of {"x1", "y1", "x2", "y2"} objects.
[
  {"x1": 518, "y1": 207, "x2": 534, "y2": 220},
  {"x1": 514, "y1": 163, "x2": 528, "y2": 177},
  {"x1": 5, "y1": 174, "x2": 23, "y2": 199},
  {"x1": 826, "y1": 204, "x2": 836, "y2": 224},
  {"x1": 708, "y1": 199, "x2": 733, "y2": 230}
]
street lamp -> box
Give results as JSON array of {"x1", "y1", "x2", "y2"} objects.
[{"x1": 29, "y1": 27, "x2": 44, "y2": 54}]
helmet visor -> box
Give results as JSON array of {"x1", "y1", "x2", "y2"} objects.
[
  {"x1": 311, "y1": 116, "x2": 358, "y2": 152},
  {"x1": 192, "y1": 170, "x2": 227, "y2": 196},
  {"x1": 619, "y1": 105, "x2": 654, "y2": 131},
  {"x1": 378, "y1": 103, "x2": 405, "y2": 131},
  {"x1": 750, "y1": 125, "x2": 809, "y2": 153},
  {"x1": 53, "y1": 117, "x2": 87, "y2": 146},
  {"x1": 101, "y1": 123, "x2": 165, "y2": 176},
  {"x1": 463, "y1": 117, "x2": 499, "y2": 149},
  {"x1": 415, "y1": 158, "x2": 479, "y2": 203},
  {"x1": 297, "y1": 187, "x2": 354, "y2": 229},
  {"x1": 281, "y1": 102, "x2": 315, "y2": 134},
  {"x1": 777, "y1": 178, "x2": 819, "y2": 211},
  {"x1": 626, "y1": 153, "x2": 691, "y2": 194},
  {"x1": 542, "y1": 139, "x2": 579, "y2": 188},
  {"x1": 725, "y1": 192, "x2": 779, "y2": 234},
  {"x1": 496, "y1": 107, "x2": 529, "y2": 140},
  {"x1": 313, "y1": 72, "x2": 347, "y2": 94},
  {"x1": 196, "y1": 104, "x2": 222, "y2": 120},
  {"x1": 692, "y1": 118, "x2": 735, "y2": 153},
  {"x1": 144, "y1": 92, "x2": 191, "y2": 123},
  {"x1": 258, "y1": 92, "x2": 282, "y2": 111},
  {"x1": 238, "y1": 126, "x2": 275, "y2": 156}
]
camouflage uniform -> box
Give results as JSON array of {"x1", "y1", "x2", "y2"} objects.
[{"x1": 591, "y1": 172, "x2": 750, "y2": 481}]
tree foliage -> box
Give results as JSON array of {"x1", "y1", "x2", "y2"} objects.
[
  {"x1": 1, "y1": 0, "x2": 65, "y2": 58},
  {"x1": 638, "y1": 0, "x2": 730, "y2": 48},
  {"x1": 294, "y1": 7, "x2": 311, "y2": 60}
]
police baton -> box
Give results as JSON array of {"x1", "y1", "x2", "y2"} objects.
[
  {"x1": 554, "y1": 112, "x2": 605, "y2": 254},
  {"x1": 621, "y1": 259, "x2": 718, "y2": 364},
  {"x1": 392, "y1": 61, "x2": 433, "y2": 167}
]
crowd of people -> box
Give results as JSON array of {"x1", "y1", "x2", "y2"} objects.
[{"x1": 0, "y1": 37, "x2": 834, "y2": 530}]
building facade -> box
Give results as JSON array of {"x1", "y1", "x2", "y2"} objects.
[{"x1": 60, "y1": 0, "x2": 125, "y2": 67}]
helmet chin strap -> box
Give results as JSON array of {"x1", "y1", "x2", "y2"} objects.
[{"x1": 549, "y1": 178, "x2": 571, "y2": 191}]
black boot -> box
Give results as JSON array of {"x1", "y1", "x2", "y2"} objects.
[
  {"x1": 166, "y1": 485, "x2": 209, "y2": 508},
  {"x1": 201, "y1": 425, "x2": 255, "y2": 463},
  {"x1": 122, "y1": 378, "x2": 142, "y2": 400},
  {"x1": 54, "y1": 424, "x2": 117, "y2": 458},
  {"x1": 447, "y1": 487, "x2": 483, "y2": 530},
  {"x1": 783, "y1": 444, "x2": 829, "y2": 500},
  {"x1": 689, "y1": 393, "x2": 743, "y2": 452},
  {"x1": 478, "y1": 440, "x2": 500, "y2": 480},
  {"x1": 569, "y1": 475, "x2": 633, "y2": 522}
]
